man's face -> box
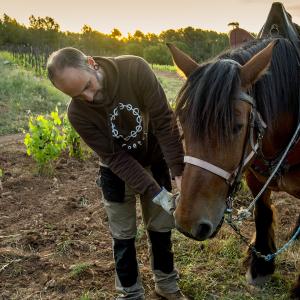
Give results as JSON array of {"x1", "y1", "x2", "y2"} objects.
[{"x1": 53, "y1": 65, "x2": 105, "y2": 103}]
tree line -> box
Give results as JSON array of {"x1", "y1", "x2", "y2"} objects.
[{"x1": 0, "y1": 14, "x2": 230, "y2": 66}]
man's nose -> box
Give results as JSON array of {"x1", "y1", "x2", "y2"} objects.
[{"x1": 83, "y1": 90, "x2": 94, "y2": 102}]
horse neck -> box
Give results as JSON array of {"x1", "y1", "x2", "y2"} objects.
[{"x1": 261, "y1": 112, "x2": 298, "y2": 159}]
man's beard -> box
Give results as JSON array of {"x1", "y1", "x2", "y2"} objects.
[{"x1": 93, "y1": 69, "x2": 105, "y2": 103}]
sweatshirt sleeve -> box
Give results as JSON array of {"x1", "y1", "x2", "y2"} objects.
[
  {"x1": 136, "y1": 58, "x2": 184, "y2": 177},
  {"x1": 67, "y1": 106, "x2": 161, "y2": 199}
]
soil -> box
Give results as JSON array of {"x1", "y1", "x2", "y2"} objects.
[
  {"x1": 154, "y1": 70, "x2": 183, "y2": 80},
  {"x1": 0, "y1": 135, "x2": 153, "y2": 300},
  {"x1": 0, "y1": 135, "x2": 299, "y2": 300}
]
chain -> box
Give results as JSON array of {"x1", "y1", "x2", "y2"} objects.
[{"x1": 225, "y1": 211, "x2": 300, "y2": 262}]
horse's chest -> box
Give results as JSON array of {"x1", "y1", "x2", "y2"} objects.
[
  {"x1": 250, "y1": 167, "x2": 281, "y2": 191},
  {"x1": 251, "y1": 137, "x2": 300, "y2": 193},
  {"x1": 285, "y1": 137, "x2": 300, "y2": 166}
]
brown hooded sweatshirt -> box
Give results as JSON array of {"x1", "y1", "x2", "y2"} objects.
[{"x1": 67, "y1": 55, "x2": 184, "y2": 199}]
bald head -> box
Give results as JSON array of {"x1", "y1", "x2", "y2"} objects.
[
  {"x1": 47, "y1": 47, "x2": 89, "y2": 83},
  {"x1": 47, "y1": 47, "x2": 105, "y2": 103}
]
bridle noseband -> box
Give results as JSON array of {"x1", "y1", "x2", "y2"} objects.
[{"x1": 184, "y1": 91, "x2": 267, "y2": 212}]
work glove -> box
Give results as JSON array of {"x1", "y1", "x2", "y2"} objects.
[{"x1": 152, "y1": 187, "x2": 178, "y2": 215}]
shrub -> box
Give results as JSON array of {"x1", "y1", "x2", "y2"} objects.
[
  {"x1": 24, "y1": 110, "x2": 65, "y2": 174},
  {"x1": 63, "y1": 115, "x2": 84, "y2": 160}
]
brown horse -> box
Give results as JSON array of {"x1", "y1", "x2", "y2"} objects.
[{"x1": 168, "y1": 37, "x2": 300, "y2": 297}]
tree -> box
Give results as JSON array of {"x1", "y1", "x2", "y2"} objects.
[
  {"x1": 29, "y1": 15, "x2": 60, "y2": 31},
  {"x1": 0, "y1": 12, "x2": 229, "y2": 66},
  {"x1": 0, "y1": 14, "x2": 28, "y2": 45},
  {"x1": 124, "y1": 43, "x2": 144, "y2": 56},
  {"x1": 144, "y1": 45, "x2": 171, "y2": 65},
  {"x1": 144, "y1": 33, "x2": 159, "y2": 43},
  {"x1": 159, "y1": 29, "x2": 179, "y2": 42},
  {"x1": 133, "y1": 30, "x2": 145, "y2": 41},
  {"x1": 81, "y1": 24, "x2": 93, "y2": 34},
  {"x1": 110, "y1": 28, "x2": 122, "y2": 39}
]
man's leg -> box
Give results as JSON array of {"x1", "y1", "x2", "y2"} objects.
[
  {"x1": 140, "y1": 192, "x2": 182, "y2": 293},
  {"x1": 102, "y1": 185, "x2": 145, "y2": 300}
]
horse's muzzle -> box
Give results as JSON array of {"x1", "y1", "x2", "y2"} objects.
[
  {"x1": 175, "y1": 217, "x2": 224, "y2": 241},
  {"x1": 175, "y1": 220, "x2": 213, "y2": 241},
  {"x1": 175, "y1": 224, "x2": 199, "y2": 240}
]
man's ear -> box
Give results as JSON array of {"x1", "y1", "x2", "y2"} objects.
[{"x1": 87, "y1": 56, "x2": 96, "y2": 68}]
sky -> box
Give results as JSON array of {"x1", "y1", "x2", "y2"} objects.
[{"x1": 1, "y1": 0, "x2": 300, "y2": 35}]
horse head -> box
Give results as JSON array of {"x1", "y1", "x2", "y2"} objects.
[{"x1": 168, "y1": 42, "x2": 276, "y2": 241}]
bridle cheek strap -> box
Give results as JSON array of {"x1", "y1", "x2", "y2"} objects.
[{"x1": 184, "y1": 143, "x2": 259, "y2": 185}]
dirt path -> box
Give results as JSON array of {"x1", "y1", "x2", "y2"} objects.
[
  {"x1": 154, "y1": 69, "x2": 184, "y2": 81},
  {"x1": 0, "y1": 134, "x2": 24, "y2": 148}
]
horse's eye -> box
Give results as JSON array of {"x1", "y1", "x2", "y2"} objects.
[{"x1": 233, "y1": 124, "x2": 243, "y2": 134}]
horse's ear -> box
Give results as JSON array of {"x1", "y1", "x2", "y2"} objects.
[
  {"x1": 240, "y1": 41, "x2": 276, "y2": 89},
  {"x1": 166, "y1": 43, "x2": 199, "y2": 78}
]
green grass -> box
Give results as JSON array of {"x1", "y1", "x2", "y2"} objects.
[
  {"x1": 56, "y1": 239, "x2": 73, "y2": 256},
  {"x1": 0, "y1": 51, "x2": 69, "y2": 135},
  {"x1": 79, "y1": 292, "x2": 92, "y2": 300},
  {"x1": 69, "y1": 262, "x2": 92, "y2": 278},
  {"x1": 78, "y1": 289, "x2": 114, "y2": 300},
  {"x1": 152, "y1": 63, "x2": 177, "y2": 72},
  {"x1": 156, "y1": 74, "x2": 183, "y2": 109},
  {"x1": 172, "y1": 228, "x2": 298, "y2": 300}
]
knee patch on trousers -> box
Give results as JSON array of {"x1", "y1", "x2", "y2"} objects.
[
  {"x1": 148, "y1": 230, "x2": 174, "y2": 274},
  {"x1": 113, "y1": 238, "x2": 138, "y2": 288},
  {"x1": 97, "y1": 166, "x2": 125, "y2": 202}
]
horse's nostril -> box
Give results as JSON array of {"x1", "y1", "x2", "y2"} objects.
[
  {"x1": 175, "y1": 222, "x2": 195, "y2": 239},
  {"x1": 175, "y1": 219, "x2": 214, "y2": 241},
  {"x1": 195, "y1": 222, "x2": 213, "y2": 240}
]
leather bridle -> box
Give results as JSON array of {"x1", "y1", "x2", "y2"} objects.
[{"x1": 183, "y1": 91, "x2": 267, "y2": 212}]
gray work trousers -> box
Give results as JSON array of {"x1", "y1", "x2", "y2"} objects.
[{"x1": 102, "y1": 182, "x2": 179, "y2": 300}]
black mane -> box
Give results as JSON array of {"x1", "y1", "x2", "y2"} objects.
[{"x1": 176, "y1": 37, "x2": 300, "y2": 145}]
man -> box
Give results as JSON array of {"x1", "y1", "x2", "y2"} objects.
[{"x1": 47, "y1": 47, "x2": 187, "y2": 300}]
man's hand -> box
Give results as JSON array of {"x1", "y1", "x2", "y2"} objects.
[
  {"x1": 175, "y1": 176, "x2": 182, "y2": 192},
  {"x1": 152, "y1": 188, "x2": 176, "y2": 215}
]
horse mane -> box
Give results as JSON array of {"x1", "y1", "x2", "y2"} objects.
[{"x1": 176, "y1": 37, "x2": 300, "y2": 145}]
